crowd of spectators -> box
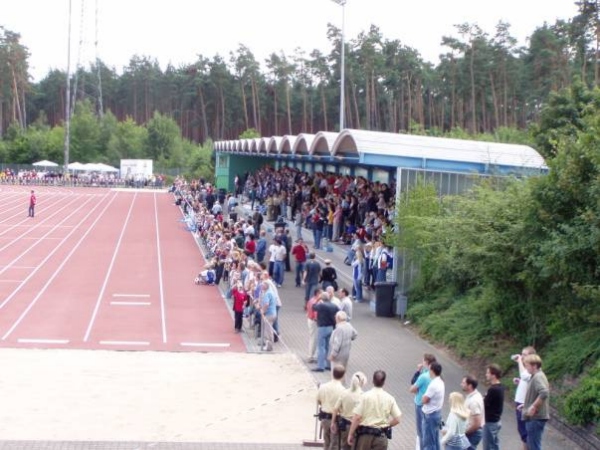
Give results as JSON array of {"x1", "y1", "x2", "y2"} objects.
[{"x1": 174, "y1": 164, "x2": 398, "y2": 353}]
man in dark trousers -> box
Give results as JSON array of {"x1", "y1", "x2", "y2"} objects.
[
  {"x1": 29, "y1": 190, "x2": 36, "y2": 217},
  {"x1": 482, "y1": 364, "x2": 504, "y2": 450}
]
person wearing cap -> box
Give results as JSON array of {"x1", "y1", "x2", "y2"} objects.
[
  {"x1": 292, "y1": 237, "x2": 309, "y2": 287},
  {"x1": 320, "y1": 259, "x2": 338, "y2": 291}
]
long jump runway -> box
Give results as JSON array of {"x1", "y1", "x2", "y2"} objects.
[{"x1": 0, "y1": 186, "x2": 245, "y2": 353}]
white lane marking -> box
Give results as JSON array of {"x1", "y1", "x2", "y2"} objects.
[
  {"x1": 180, "y1": 342, "x2": 231, "y2": 348},
  {"x1": 0, "y1": 279, "x2": 24, "y2": 283},
  {"x1": 84, "y1": 193, "x2": 138, "y2": 342},
  {"x1": 112, "y1": 293, "x2": 150, "y2": 298},
  {"x1": 18, "y1": 338, "x2": 69, "y2": 344},
  {"x1": 99, "y1": 340, "x2": 150, "y2": 346},
  {"x1": 154, "y1": 192, "x2": 167, "y2": 344},
  {"x1": 0, "y1": 266, "x2": 37, "y2": 269},
  {"x1": 1, "y1": 192, "x2": 117, "y2": 340},
  {"x1": 110, "y1": 301, "x2": 151, "y2": 306}
]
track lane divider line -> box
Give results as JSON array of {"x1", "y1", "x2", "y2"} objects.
[
  {"x1": 1, "y1": 191, "x2": 118, "y2": 340},
  {"x1": 83, "y1": 193, "x2": 138, "y2": 343},
  {"x1": 110, "y1": 301, "x2": 151, "y2": 306},
  {"x1": 17, "y1": 338, "x2": 69, "y2": 344},
  {"x1": 154, "y1": 192, "x2": 167, "y2": 344}
]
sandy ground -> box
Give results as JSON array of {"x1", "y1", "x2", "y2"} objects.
[{"x1": 0, "y1": 348, "x2": 318, "y2": 444}]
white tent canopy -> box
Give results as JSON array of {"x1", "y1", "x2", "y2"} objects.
[
  {"x1": 67, "y1": 162, "x2": 86, "y2": 171},
  {"x1": 32, "y1": 159, "x2": 59, "y2": 167}
]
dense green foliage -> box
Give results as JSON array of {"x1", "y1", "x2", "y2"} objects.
[{"x1": 393, "y1": 83, "x2": 600, "y2": 430}]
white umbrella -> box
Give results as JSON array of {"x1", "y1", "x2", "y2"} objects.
[{"x1": 32, "y1": 159, "x2": 59, "y2": 168}]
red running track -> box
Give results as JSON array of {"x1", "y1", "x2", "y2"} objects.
[{"x1": 0, "y1": 185, "x2": 245, "y2": 352}]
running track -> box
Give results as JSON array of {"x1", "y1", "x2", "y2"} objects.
[{"x1": 0, "y1": 186, "x2": 245, "y2": 352}]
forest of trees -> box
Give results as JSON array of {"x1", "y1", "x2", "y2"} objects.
[{"x1": 1, "y1": 1, "x2": 600, "y2": 156}]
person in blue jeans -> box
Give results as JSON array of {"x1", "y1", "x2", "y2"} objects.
[
  {"x1": 422, "y1": 362, "x2": 445, "y2": 450},
  {"x1": 522, "y1": 354, "x2": 550, "y2": 450},
  {"x1": 311, "y1": 292, "x2": 338, "y2": 372},
  {"x1": 410, "y1": 354, "x2": 436, "y2": 449},
  {"x1": 482, "y1": 364, "x2": 504, "y2": 450}
]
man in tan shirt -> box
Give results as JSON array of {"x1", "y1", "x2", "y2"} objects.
[
  {"x1": 348, "y1": 370, "x2": 402, "y2": 450},
  {"x1": 317, "y1": 365, "x2": 347, "y2": 449}
]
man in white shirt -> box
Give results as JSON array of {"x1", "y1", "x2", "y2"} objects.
[
  {"x1": 422, "y1": 362, "x2": 445, "y2": 450},
  {"x1": 513, "y1": 346, "x2": 536, "y2": 450},
  {"x1": 337, "y1": 287, "x2": 353, "y2": 321},
  {"x1": 461, "y1": 375, "x2": 485, "y2": 449}
]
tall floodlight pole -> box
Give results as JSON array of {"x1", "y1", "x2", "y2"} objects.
[
  {"x1": 331, "y1": 0, "x2": 346, "y2": 131},
  {"x1": 64, "y1": 0, "x2": 72, "y2": 174}
]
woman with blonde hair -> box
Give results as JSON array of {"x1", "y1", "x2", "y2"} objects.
[
  {"x1": 331, "y1": 371, "x2": 367, "y2": 450},
  {"x1": 441, "y1": 391, "x2": 471, "y2": 449}
]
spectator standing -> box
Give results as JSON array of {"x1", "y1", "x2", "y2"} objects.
[
  {"x1": 231, "y1": 281, "x2": 247, "y2": 333},
  {"x1": 320, "y1": 259, "x2": 338, "y2": 290},
  {"x1": 512, "y1": 346, "x2": 536, "y2": 450},
  {"x1": 482, "y1": 364, "x2": 504, "y2": 450},
  {"x1": 304, "y1": 252, "x2": 322, "y2": 303},
  {"x1": 258, "y1": 281, "x2": 277, "y2": 351},
  {"x1": 256, "y1": 230, "x2": 267, "y2": 263},
  {"x1": 338, "y1": 288, "x2": 353, "y2": 321},
  {"x1": 272, "y1": 239, "x2": 287, "y2": 287},
  {"x1": 441, "y1": 392, "x2": 470, "y2": 450},
  {"x1": 312, "y1": 292, "x2": 339, "y2": 372},
  {"x1": 351, "y1": 248, "x2": 364, "y2": 302},
  {"x1": 461, "y1": 375, "x2": 484, "y2": 449},
  {"x1": 328, "y1": 311, "x2": 358, "y2": 372},
  {"x1": 422, "y1": 362, "x2": 445, "y2": 450},
  {"x1": 522, "y1": 354, "x2": 550, "y2": 450},
  {"x1": 291, "y1": 237, "x2": 308, "y2": 287},
  {"x1": 410, "y1": 353, "x2": 436, "y2": 450},
  {"x1": 306, "y1": 288, "x2": 322, "y2": 363}
]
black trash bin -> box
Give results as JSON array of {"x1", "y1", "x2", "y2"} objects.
[{"x1": 374, "y1": 281, "x2": 397, "y2": 317}]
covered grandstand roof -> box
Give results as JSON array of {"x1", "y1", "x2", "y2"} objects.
[{"x1": 215, "y1": 129, "x2": 547, "y2": 174}]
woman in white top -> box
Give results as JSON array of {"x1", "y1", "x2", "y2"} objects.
[{"x1": 442, "y1": 391, "x2": 470, "y2": 449}]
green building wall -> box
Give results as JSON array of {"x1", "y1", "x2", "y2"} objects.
[{"x1": 215, "y1": 152, "x2": 273, "y2": 192}]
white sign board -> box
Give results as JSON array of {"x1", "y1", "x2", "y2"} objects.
[{"x1": 120, "y1": 159, "x2": 153, "y2": 179}]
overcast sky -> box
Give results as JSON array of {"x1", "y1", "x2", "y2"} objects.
[{"x1": 2, "y1": 0, "x2": 580, "y2": 81}]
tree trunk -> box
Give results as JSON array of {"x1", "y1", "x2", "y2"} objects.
[
  {"x1": 489, "y1": 72, "x2": 499, "y2": 130},
  {"x1": 286, "y1": 84, "x2": 292, "y2": 134},
  {"x1": 198, "y1": 86, "x2": 209, "y2": 142},
  {"x1": 320, "y1": 84, "x2": 328, "y2": 131},
  {"x1": 241, "y1": 81, "x2": 249, "y2": 130},
  {"x1": 469, "y1": 46, "x2": 476, "y2": 133}
]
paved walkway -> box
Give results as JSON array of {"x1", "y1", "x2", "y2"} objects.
[{"x1": 232, "y1": 203, "x2": 580, "y2": 450}]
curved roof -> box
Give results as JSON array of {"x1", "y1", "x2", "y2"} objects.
[
  {"x1": 310, "y1": 131, "x2": 339, "y2": 156},
  {"x1": 332, "y1": 129, "x2": 546, "y2": 171},
  {"x1": 215, "y1": 129, "x2": 546, "y2": 174},
  {"x1": 293, "y1": 133, "x2": 316, "y2": 155},
  {"x1": 280, "y1": 135, "x2": 298, "y2": 154},
  {"x1": 267, "y1": 136, "x2": 283, "y2": 154}
]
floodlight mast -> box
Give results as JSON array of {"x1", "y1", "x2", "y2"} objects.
[{"x1": 331, "y1": 0, "x2": 346, "y2": 131}]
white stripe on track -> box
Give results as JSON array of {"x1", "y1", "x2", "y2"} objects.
[
  {"x1": 110, "y1": 301, "x2": 151, "y2": 306},
  {"x1": 84, "y1": 193, "x2": 138, "y2": 342},
  {"x1": 18, "y1": 338, "x2": 69, "y2": 344},
  {"x1": 154, "y1": 192, "x2": 167, "y2": 344}
]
